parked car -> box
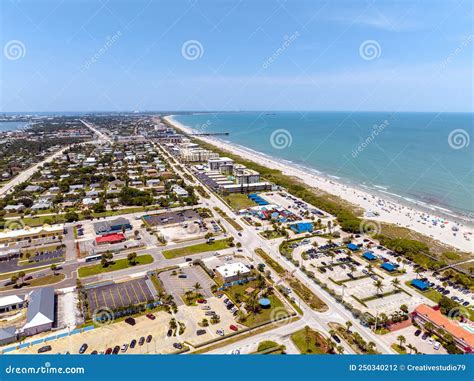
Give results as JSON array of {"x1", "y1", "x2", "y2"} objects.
[
  {"x1": 433, "y1": 342, "x2": 441, "y2": 350},
  {"x1": 121, "y1": 344, "x2": 128, "y2": 353},
  {"x1": 196, "y1": 329, "x2": 207, "y2": 336},
  {"x1": 173, "y1": 343, "x2": 183, "y2": 349},
  {"x1": 146, "y1": 313, "x2": 156, "y2": 320},
  {"x1": 105, "y1": 348, "x2": 112, "y2": 355},
  {"x1": 146, "y1": 335, "x2": 152, "y2": 343},
  {"x1": 112, "y1": 346, "x2": 120, "y2": 354},
  {"x1": 139, "y1": 337, "x2": 145, "y2": 346},
  {"x1": 421, "y1": 332, "x2": 429, "y2": 340},
  {"x1": 125, "y1": 317, "x2": 136, "y2": 326},
  {"x1": 196, "y1": 298, "x2": 207, "y2": 304},
  {"x1": 79, "y1": 343, "x2": 88, "y2": 354},
  {"x1": 414, "y1": 329, "x2": 422, "y2": 337},
  {"x1": 216, "y1": 329, "x2": 224, "y2": 336},
  {"x1": 331, "y1": 334, "x2": 341, "y2": 343},
  {"x1": 229, "y1": 325, "x2": 238, "y2": 332},
  {"x1": 91, "y1": 350, "x2": 98, "y2": 355},
  {"x1": 130, "y1": 339, "x2": 137, "y2": 348},
  {"x1": 178, "y1": 274, "x2": 187, "y2": 278},
  {"x1": 38, "y1": 345, "x2": 52, "y2": 353}
]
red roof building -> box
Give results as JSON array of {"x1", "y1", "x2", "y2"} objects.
[
  {"x1": 412, "y1": 304, "x2": 474, "y2": 353},
  {"x1": 95, "y1": 233, "x2": 125, "y2": 245}
]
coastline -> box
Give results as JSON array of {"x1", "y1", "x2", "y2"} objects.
[{"x1": 164, "y1": 114, "x2": 474, "y2": 253}]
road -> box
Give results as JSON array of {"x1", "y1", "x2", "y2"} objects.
[
  {"x1": 0, "y1": 146, "x2": 71, "y2": 197},
  {"x1": 79, "y1": 119, "x2": 113, "y2": 143},
  {"x1": 156, "y1": 142, "x2": 393, "y2": 353}
]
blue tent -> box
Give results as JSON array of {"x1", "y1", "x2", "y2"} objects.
[
  {"x1": 363, "y1": 251, "x2": 377, "y2": 261},
  {"x1": 411, "y1": 279, "x2": 429, "y2": 291},
  {"x1": 347, "y1": 243, "x2": 358, "y2": 251},
  {"x1": 381, "y1": 262, "x2": 396, "y2": 272}
]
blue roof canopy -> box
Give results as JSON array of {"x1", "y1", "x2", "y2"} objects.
[
  {"x1": 411, "y1": 279, "x2": 429, "y2": 290},
  {"x1": 347, "y1": 243, "x2": 358, "y2": 251},
  {"x1": 363, "y1": 251, "x2": 377, "y2": 260},
  {"x1": 381, "y1": 262, "x2": 396, "y2": 272}
]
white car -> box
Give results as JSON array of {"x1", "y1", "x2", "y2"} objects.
[
  {"x1": 433, "y1": 342, "x2": 440, "y2": 350},
  {"x1": 216, "y1": 329, "x2": 224, "y2": 336},
  {"x1": 428, "y1": 338, "x2": 434, "y2": 345}
]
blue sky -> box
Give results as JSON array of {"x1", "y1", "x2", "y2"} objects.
[{"x1": 1, "y1": 0, "x2": 472, "y2": 112}]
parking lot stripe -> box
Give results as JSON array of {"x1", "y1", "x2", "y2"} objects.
[
  {"x1": 124, "y1": 285, "x2": 133, "y2": 305},
  {"x1": 138, "y1": 281, "x2": 148, "y2": 301},
  {"x1": 108, "y1": 289, "x2": 117, "y2": 309},
  {"x1": 93, "y1": 290, "x2": 100, "y2": 311},
  {"x1": 131, "y1": 282, "x2": 140, "y2": 302}
]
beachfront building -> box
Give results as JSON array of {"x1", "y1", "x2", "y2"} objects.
[
  {"x1": 216, "y1": 262, "x2": 251, "y2": 283},
  {"x1": 179, "y1": 145, "x2": 219, "y2": 162},
  {"x1": 208, "y1": 157, "x2": 234, "y2": 174},
  {"x1": 234, "y1": 166, "x2": 261, "y2": 185},
  {"x1": 222, "y1": 182, "x2": 272, "y2": 193},
  {"x1": 412, "y1": 304, "x2": 474, "y2": 353},
  {"x1": 22, "y1": 287, "x2": 55, "y2": 337}
]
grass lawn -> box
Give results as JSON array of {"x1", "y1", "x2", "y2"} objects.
[
  {"x1": 287, "y1": 277, "x2": 328, "y2": 312},
  {"x1": 254, "y1": 340, "x2": 286, "y2": 354},
  {"x1": 213, "y1": 207, "x2": 243, "y2": 231},
  {"x1": 78, "y1": 255, "x2": 153, "y2": 278},
  {"x1": 241, "y1": 294, "x2": 289, "y2": 327},
  {"x1": 391, "y1": 343, "x2": 407, "y2": 354},
  {"x1": 0, "y1": 265, "x2": 51, "y2": 281},
  {"x1": 162, "y1": 239, "x2": 231, "y2": 259},
  {"x1": 255, "y1": 248, "x2": 286, "y2": 275},
  {"x1": 1, "y1": 273, "x2": 65, "y2": 290},
  {"x1": 260, "y1": 230, "x2": 284, "y2": 240},
  {"x1": 291, "y1": 327, "x2": 329, "y2": 354},
  {"x1": 224, "y1": 193, "x2": 256, "y2": 210}
]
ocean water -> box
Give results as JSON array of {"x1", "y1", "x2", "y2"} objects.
[
  {"x1": 0, "y1": 121, "x2": 30, "y2": 131},
  {"x1": 173, "y1": 112, "x2": 474, "y2": 219}
]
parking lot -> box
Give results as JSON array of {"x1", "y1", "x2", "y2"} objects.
[
  {"x1": 159, "y1": 266, "x2": 215, "y2": 306},
  {"x1": 143, "y1": 209, "x2": 202, "y2": 227},
  {"x1": 0, "y1": 248, "x2": 65, "y2": 274},
  {"x1": 380, "y1": 325, "x2": 448, "y2": 355},
  {"x1": 86, "y1": 278, "x2": 157, "y2": 313}
]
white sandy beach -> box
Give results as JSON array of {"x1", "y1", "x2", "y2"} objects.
[{"x1": 164, "y1": 115, "x2": 474, "y2": 254}]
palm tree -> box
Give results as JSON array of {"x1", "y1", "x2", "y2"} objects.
[
  {"x1": 327, "y1": 221, "x2": 332, "y2": 235},
  {"x1": 193, "y1": 282, "x2": 202, "y2": 294},
  {"x1": 406, "y1": 343, "x2": 414, "y2": 354},
  {"x1": 373, "y1": 280, "x2": 384, "y2": 296},
  {"x1": 345, "y1": 321, "x2": 352, "y2": 332},
  {"x1": 50, "y1": 264, "x2": 57, "y2": 275},
  {"x1": 336, "y1": 345, "x2": 344, "y2": 354},
  {"x1": 391, "y1": 277, "x2": 400, "y2": 289},
  {"x1": 397, "y1": 335, "x2": 406, "y2": 348},
  {"x1": 366, "y1": 264, "x2": 373, "y2": 274},
  {"x1": 367, "y1": 341, "x2": 376, "y2": 352},
  {"x1": 414, "y1": 267, "x2": 424, "y2": 279}
]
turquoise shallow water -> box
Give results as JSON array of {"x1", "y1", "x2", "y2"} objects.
[{"x1": 173, "y1": 112, "x2": 474, "y2": 218}]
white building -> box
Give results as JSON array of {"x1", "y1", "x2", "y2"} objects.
[{"x1": 216, "y1": 262, "x2": 251, "y2": 283}]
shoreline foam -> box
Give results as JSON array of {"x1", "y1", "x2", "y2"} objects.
[{"x1": 164, "y1": 115, "x2": 474, "y2": 253}]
